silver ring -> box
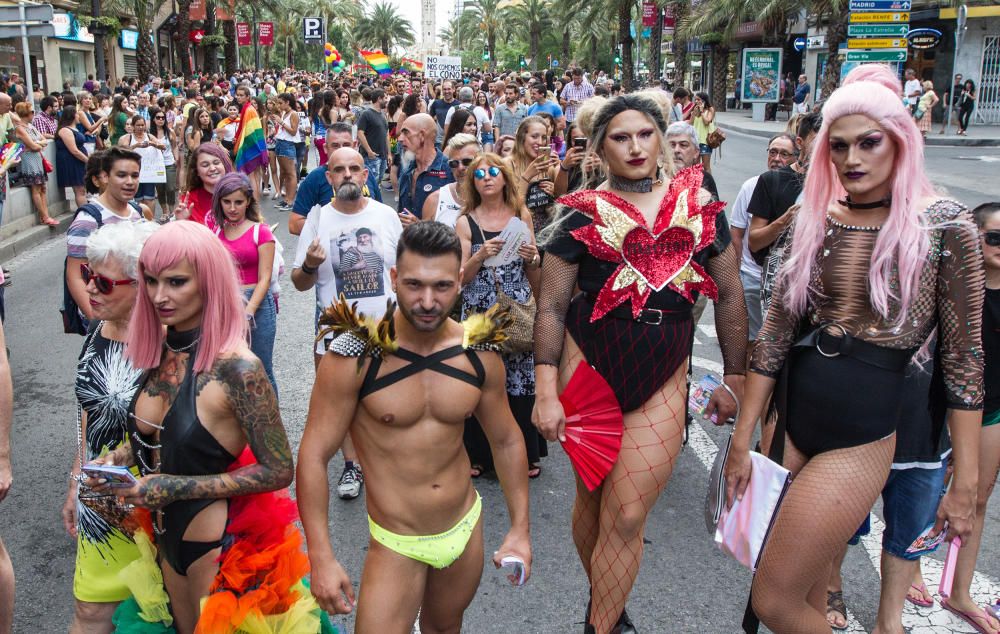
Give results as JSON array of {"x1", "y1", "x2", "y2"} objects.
[{"x1": 816, "y1": 323, "x2": 848, "y2": 358}]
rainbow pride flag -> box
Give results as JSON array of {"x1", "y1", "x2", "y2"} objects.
[
  {"x1": 233, "y1": 102, "x2": 268, "y2": 175},
  {"x1": 360, "y1": 49, "x2": 392, "y2": 75},
  {"x1": 401, "y1": 57, "x2": 423, "y2": 72}
]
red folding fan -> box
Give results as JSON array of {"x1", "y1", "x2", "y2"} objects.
[{"x1": 559, "y1": 361, "x2": 624, "y2": 491}]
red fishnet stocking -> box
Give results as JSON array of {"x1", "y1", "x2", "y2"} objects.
[
  {"x1": 588, "y1": 365, "x2": 687, "y2": 634},
  {"x1": 751, "y1": 435, "x2": 894, "y2": 633}
]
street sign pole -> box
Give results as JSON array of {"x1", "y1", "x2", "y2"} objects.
[{"x1": 18, "y1": 3, "x2": 33, "y2": 107}]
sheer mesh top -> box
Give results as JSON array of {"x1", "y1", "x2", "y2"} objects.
[{"x1": 752, "y1": 199, "x2": 985, "y2": 410}]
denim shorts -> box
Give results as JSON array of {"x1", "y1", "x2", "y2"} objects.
[
  {"x1": 699, "y1": 143, "x2": 712, "y2": 156},
  {"x1": 274, "y1": 139, "x2": 297, "y2": 159},
  {"x1": 481, "y1": 132, "x2": 495, "y2": 145},
  {"x1": 135, "y1": 182, "x2": 157, "y2": 200},
  {"x1": 881, "y1": 465, "x2": 948, "y2": 559}
]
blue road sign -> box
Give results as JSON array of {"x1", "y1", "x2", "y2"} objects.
[
  {"x1": 793, "y1": 37, "x2": 807, "y2": 52},
  {"x1": 552, "y1": 59, "x2": 559, "y2": 67},
  {"x1": 849, "y1": 0, "x2": 911, "y2": 10}
]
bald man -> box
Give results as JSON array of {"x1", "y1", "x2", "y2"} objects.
[
  {"x1": 396, "y1": 114, "x2": 454, "y2": 221},
  {"x1": 290, "y1": 146, "x2": 403, "y2": 501}
]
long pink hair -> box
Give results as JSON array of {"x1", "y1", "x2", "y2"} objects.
[
  {"x1": 780, "y1": 66, "x2": 935, "y2": 321},
  {"x1": 126, "y1": 221, "x2": 247, "y2": 373}
]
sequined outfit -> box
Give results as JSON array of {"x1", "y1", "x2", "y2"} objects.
[
  {"x1": 752, "y1": 199, "x2": 985, "y2": 455},
  {"x1": 536, "y1": 166, "x2": 748, "y2": 412}
]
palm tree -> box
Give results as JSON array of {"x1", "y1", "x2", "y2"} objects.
[
  {"x1": 78, "y1": 0, "x2": 169, "y2": 79},
  {"x1": 549, "y1": 0, "x2": 584, "y2": 68},
  {"x1": 508, "y1": 0, "x2": 552, "y2": 70},
  {"x1": 176, "y1": 0, "x2": 194, "y2": 75},
  {"x1": 439, "y1": 10, "x2": 483, "y2": 52},
  {"x1": 355, "y1": 1, "x2": 416, "y2": 55},
  {"x1": 610, "y1": 0, "x2": 635, "y2": 90},
  {"x1": 468, "y1": 0, "x2": 506, "y2": 71},
  {"x1": 575, "y1": 0, "x2": 614, "y2": 69}
]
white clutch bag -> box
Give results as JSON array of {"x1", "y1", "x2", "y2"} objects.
[{"x1": 712, "y1": 449, "x2": 791, "y2": 571}]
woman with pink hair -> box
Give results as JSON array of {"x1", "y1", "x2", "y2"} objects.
[
  {"x1": 724, "y1": 64, "x2": 985, "y2": 632},
  {"x1": 84, "y1": 221, "x2": 295, "y2": 632}
]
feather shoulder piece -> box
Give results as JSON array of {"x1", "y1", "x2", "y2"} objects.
[
  {"x1": 317, "y1": 294, "x2": 398, "y2": 370},
  {"x1": 462, "y1": 304, "x2": 513, "y2": 352}
]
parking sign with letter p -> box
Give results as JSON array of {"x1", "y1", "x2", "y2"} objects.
[{"x1": 303, "y1": 17, "x2": 323, "y2": 44}]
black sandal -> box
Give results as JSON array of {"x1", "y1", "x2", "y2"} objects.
[
  {"x1": 827, "y1": 590, "x2": 848, "y2": 631},
  {"x1": 470, "y1": 464, "x2": 483, "y2": 478},
  {"x1": 528, "y1": 464, "x2": 542, "y2": 479}
]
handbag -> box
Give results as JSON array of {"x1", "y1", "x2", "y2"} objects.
[
  {"x1": 706, "y1": 127, "x2": 727, "y2": 149},
  {"x1": 472, "y1": 216, "x2": 536, "y2": 354},
  {"x1": 705, "y1": 386, "x2": 791, "y2": 571},
  {"x1": 915, "y1": 107, "x2": 926, "y2": 121},
  {"x1": 42, "y1": 155, "x2": 53, "y2": 174}
]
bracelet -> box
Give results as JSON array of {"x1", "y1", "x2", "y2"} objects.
[
  {"x1": 301, "y1": 263, "x2": 318, "y2": 275},
  {"x1": 559, "y1": 163, "x2": 569, "y2": 172}
]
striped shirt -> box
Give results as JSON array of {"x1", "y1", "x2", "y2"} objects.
[
  {"x1": 66, "y1": 202, "x2": 142, "y2": 260},
  {"x1": 560, "y1": 80, "x2": 595, "y2": 122}
]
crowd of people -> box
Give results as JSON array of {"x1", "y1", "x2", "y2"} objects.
[{"x1": 0, "y1": 59, "x2": 994, "y2": 634}]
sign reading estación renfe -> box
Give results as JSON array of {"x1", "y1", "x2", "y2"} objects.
[{"x1": 739, "y1": 48, "x2": 782, "y2": 103}]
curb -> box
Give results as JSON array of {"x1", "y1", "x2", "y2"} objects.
[
  {"x1": 720, "y1": 120, "x2": 1000, "y2": 147},
  {"x1": 0, "y1": 211, "x2": 75, "y2": 263}
]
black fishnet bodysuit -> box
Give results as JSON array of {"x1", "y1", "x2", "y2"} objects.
[
  {"x1": 747, "y1": 199, "x2": 985, "y2": 632},
  {"x1": 535, "y1": 186, "x2": 747, "y2": 634}
]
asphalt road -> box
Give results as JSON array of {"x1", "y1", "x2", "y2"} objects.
[{"x1": 0, "y1": 132, "x2": 998, "y2": 633}]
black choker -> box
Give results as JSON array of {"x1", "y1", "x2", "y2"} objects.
[
  {"x1": 165, "y1": 327, "x2": 200, "y2": 353},
  {"x1": 837, "y1": 195, "x2": 892, "y2": 210},
  {"x1": 608, "y1": 170, "x2": 663, "y2": 193}
]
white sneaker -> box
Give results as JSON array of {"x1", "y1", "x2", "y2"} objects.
[
  {"x1": 337, "y1": 463, "x2": 363, "y2": 499},
  {"x1": 271, "y1": 189, "x2": 282, "y2": 200}
]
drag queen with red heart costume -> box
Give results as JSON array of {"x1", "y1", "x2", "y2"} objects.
[{"x1": 532, "y1": 93, "x2": 748, "y2": 634}]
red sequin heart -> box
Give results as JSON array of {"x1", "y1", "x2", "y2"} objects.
[{"x1": 620, "y1": 226, "x2": 695, "y2": 292}]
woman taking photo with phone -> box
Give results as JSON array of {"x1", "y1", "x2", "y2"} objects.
[{"x1": 509, "y1": 116, "x2": 559, "y2": 234}]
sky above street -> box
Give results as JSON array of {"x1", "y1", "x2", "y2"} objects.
[{"x1": 388, "y1": 0, "x2": 451, "y2": 51}]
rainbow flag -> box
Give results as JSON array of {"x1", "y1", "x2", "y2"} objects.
[
  {"x1": 360, "y1": 49, "x2": 392, "y2": 75},
  {"x1": 233, "y1": 102, "x2": 268, "y2": 175},
  {"x1": 401, "y1": 57, "x2": 423, "y2": 72}
]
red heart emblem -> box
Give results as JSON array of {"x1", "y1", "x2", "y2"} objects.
[{"x1": 620, "y1": 226, "x2": 695, "y2": 292}]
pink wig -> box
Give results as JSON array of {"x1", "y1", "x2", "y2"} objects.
[
  {"x1": 841, "y1": 64, "x2": 902, "y2": 95},
  {"x1": 126, "y1": 221, "x2": 247, "y2": 373},
  {"x1": 780, "y1": 76, "x2": 936, "y2": 322}
]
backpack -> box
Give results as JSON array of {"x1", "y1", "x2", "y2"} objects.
[{"x1": 61, "y1": 204, "x2": 103, "y2": 335}]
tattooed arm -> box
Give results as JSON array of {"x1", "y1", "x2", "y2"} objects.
[{"x1": 120, "y1": 354, "x2": 293, "y2": 509}]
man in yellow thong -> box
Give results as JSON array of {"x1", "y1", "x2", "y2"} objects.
[{"x1": 297, "y1": 221, "x2": 532, "y2": 634}]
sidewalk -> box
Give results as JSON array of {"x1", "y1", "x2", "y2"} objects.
[{"x1": 714, "y1": 110, "x2": 1000, "y2": 147}]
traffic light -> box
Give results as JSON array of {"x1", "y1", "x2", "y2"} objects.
[
  {"x1": 519, "y1": 55, "x2": 526, "y2": 68},
  {"x1": 614, "y1": 52, "x2": 621, "y2": 64},
  {"x1": 483, "y1": 47, "x2": 490, "y2": 61}
]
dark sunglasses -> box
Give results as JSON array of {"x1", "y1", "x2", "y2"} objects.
[
  {"x1": 473, "y1": 165, "x2": 502, "y2": 180},
  {"x1": 448, "y1": 157, "x2": 474, "y2": 169},
  {"x1": 81, "y1": 264, "x2": 134, "y2": 295},
  {"x1": 983, "y1": 230, "x2": 1000, "y2": 247}
]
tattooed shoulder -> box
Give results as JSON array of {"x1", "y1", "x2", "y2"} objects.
[{"x1": 211, "y1": 354, "x2": 279, "y2": 425}]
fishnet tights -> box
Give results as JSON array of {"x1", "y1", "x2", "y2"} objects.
[
  {"x1": 751, "y1": 434, "x2": 895, "y2": 633},
  {"x1": 559, "y1": 334, "x2": 687, "y2": 634}
]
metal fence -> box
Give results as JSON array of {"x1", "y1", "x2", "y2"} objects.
[{"x1": 979, "y1": 34, "x2": 1000, "y2": 124}]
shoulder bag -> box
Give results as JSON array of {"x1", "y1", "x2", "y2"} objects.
[{"x1": 472, "y1": 216, "x2": 536, "y2": 354}]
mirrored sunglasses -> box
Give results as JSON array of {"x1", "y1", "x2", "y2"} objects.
[{"x1": 473, "y1": 165, "x2": 502, "y2": 180}]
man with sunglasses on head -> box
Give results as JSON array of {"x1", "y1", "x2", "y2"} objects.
[
  {"x1": 291, "y1": 147, "x2": 403, "y2": 501},
  {"x1": 65, "y1": 148, "x2": 145, "y2": 332}
]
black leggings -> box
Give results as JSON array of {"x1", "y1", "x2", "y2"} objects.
[{"x1": 959, "y1": 107, "x2": 974, "y2": 131}]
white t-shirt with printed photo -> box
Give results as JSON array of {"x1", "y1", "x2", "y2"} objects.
[{"x1": 293, "y1": 198, "x2": 404, "y2": 354}]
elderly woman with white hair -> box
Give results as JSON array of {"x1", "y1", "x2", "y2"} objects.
[{"x1": 61, "y1": 220, "x2": 158, "y2": 633}]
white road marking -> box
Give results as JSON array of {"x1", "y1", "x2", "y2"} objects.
[
  {"x1": 690, "y1": 354, "x2": 1000, "y2": 632},
  {"x1": 698, "y1": 324, "x2": 717, "y2": 339}
]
